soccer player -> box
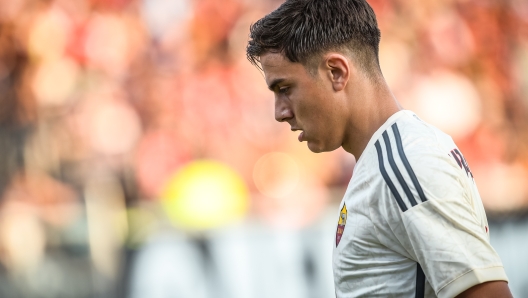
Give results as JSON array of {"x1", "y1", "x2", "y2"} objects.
[{"x1": 246, "y1": 0, "x2": 513, "y2": 297}]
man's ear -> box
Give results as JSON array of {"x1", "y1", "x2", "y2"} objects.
[{"x1": 324, "y1": 54, "x2": 351, "y2": 92}]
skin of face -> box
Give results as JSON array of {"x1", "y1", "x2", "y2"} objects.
[{"x1": 260, "y1": 51, "x2": 350, "y2": 153}]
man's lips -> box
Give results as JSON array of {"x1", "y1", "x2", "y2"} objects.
[{"x1": 291, "y1": 128, "x2": 304, "y2": 142}]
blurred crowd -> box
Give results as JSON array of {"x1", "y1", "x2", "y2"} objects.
[{"x1": 0, "y1": 0, "x2": 527, "y2": 297}]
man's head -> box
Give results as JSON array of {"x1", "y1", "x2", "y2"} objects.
[
  {"x1": 247, "y1": 0, "x2": 381, "y2": 75},
  {"x1": 247, "y1": 0, "x2": 382, "y2": 153}
]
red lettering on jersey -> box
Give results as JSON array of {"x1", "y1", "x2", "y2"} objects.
[{"x1": 450, "y1": 148, "x2": 474, "y2": 178}]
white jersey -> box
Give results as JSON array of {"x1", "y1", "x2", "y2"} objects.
[{"x1": 333, "y1": 110, "x2": 508, "y2": 298}]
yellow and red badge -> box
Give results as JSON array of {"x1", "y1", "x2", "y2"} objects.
[{"x1": 336, "y1": 203, "x2": 347, "y2": 247}]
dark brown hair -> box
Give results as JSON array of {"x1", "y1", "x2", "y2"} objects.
[{"x1": 247, "y1": 0, "x2": 381, "y2": 74}]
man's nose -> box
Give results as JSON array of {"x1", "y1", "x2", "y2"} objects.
[{"x1": 275, "y1": 97, "x2": 293, "y2": 122}]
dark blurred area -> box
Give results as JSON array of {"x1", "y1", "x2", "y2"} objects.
[{"x1": 0, "y1": 0, "x2": 527, "y2": 297}]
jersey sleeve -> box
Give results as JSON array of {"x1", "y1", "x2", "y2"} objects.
[{"x1": 371, "y1": 143, "x2": 508, "y2": 298}]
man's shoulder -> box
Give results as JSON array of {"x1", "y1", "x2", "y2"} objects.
[
  {"x1": 352, "y1": 110, "x2": 463, "y2": 196},
  {"x1": 353, "y1": 112, "x2": 446, "y2": 184},
  {"x1": 380, "y1": 111, "x2": 462, "y2": 175},
  {"x1": 362, "y1": 110, "x2": 451, "y2": 159},
  {"x1": 361, "y1": 111, "x2": 454, "y2": 171},
  {"x1": 395, "y1": 111, "x2": 452, "y2": 152},
  {"x1": 359, "y1": 111, "x2": 466, "y2": 212}
]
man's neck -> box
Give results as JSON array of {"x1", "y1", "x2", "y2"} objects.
[{"x1": 341, "y1": 78, "x2": 402, "y2": 160}]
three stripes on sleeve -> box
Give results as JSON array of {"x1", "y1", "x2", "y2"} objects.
[
  {"x1": 374, "y1": 123, "x2": 428, "y2": 212},
  {"x1": 374, "y1": 123, "x2": 427, "y2": 298}
]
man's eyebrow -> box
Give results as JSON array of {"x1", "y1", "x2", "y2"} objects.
[{"x1": 267, "y1": 78, "x2": 285, "y2": 91}]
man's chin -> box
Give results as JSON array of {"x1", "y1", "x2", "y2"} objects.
[{"x1": 307, "y1": 141, "x2": 339, "y2": 153}]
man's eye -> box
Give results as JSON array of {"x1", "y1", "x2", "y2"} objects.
[{"x1": 279, "y1": 87, "x2": 289, "y2": 94}]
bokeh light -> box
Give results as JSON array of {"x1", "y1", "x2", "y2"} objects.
[
  {"x1": 409, "y1": 70, "x2": 482, "y2": 140},
  {"x1": 86, "y1": 98, "x2": 142, "y2": 155},
  {"x1": 161, "y1": 160, "x2": 249, "y2": 231},
  {"x1": 32, "y1": 58, "x2": 79, "y2": 106}
]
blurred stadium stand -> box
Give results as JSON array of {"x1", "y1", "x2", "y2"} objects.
[{"x1": 0, "y1": 0, "x2": 527, "y2": 297}]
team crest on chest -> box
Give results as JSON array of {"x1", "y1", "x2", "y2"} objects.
[{"x1": 336, "y1": 203, "x2": 347, "y2": 247}]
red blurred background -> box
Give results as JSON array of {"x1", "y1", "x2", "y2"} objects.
[{"x1": 0, "y1": 0, "x2": 527, "y2": 297}]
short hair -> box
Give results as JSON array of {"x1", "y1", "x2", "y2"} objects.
[{"x1": 247, "y1": 0, "x2": 381, "y2": 75}]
